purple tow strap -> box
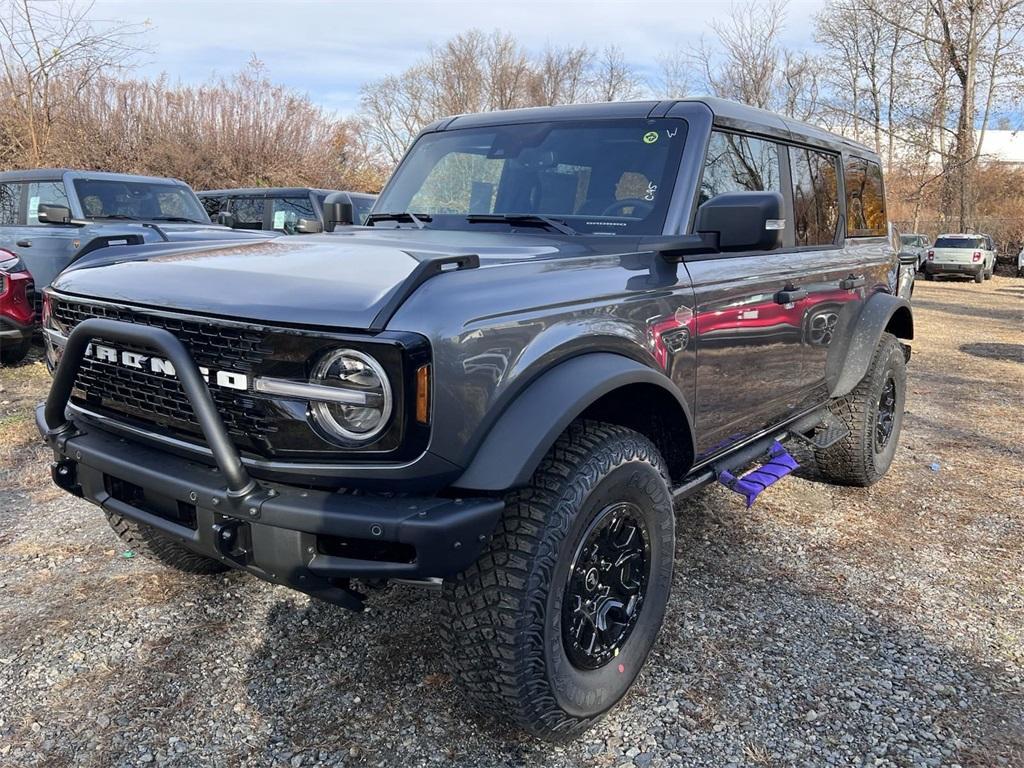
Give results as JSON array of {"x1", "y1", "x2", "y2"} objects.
[{"x1": 718, "y1": 441, "x2": 799, "y2": 508}]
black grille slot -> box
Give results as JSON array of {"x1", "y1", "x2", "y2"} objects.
[{"x1": 53, "y1": 297, "x2": 278, "y2": 454}]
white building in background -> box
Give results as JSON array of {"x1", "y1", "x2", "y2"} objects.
[{"x1": 978, "y1": 130, "x2": 1024, "y2": 165}]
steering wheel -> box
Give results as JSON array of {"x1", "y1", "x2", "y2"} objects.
[{"x1": 601, "y1": 198, "x2": 655, "y2": 217}]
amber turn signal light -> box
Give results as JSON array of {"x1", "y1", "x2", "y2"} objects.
[{"x1": 415, "y1": 364, "x2": 431, "y2": 424}]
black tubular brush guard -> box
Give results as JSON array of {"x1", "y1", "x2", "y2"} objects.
[
  {"x1": 40, "y1": 318, "x2": 504, "y2": 609},
  {"x1": 43, "y1": 318, "x2": 257, "y2": 497}
]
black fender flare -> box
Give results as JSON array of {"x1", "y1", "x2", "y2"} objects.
[
  {"x1": 452, "y1": 353, "x2": 695, "y2": 492},
  {"x1": 826, "y1": 291, "x2": 913, "y2": 398}
]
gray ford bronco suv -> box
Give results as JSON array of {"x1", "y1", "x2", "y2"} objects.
[{"x1": 38, "y1": 98, "x2": 912, "y2": 739}]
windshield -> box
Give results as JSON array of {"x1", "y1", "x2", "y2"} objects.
[
  {"x1": 900, "y1": 235, "x2": 923, "y2": 245},
  {"x1": 374, "y1": 118, "x2": 687, "y2": 236},
  {"x1": 934, "y1": 236, "x2": 985, "y2": 249},
  {"x1": 73, "y1": 179, "x2": 210, "y2": 224}
]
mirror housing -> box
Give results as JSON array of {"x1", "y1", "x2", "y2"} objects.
[
  {"x1": 322, "y1": 192, "x2": 354, "y2": 232},
  {"x1": 296, "y1": 218, "x2": 323, "y2": 234},
  {"x1": 216, "y1": 211, "x2": 237, "y2": 228},
  {"x1": 695, "y1": 191, "x2": 784, "y2": 252},
  {"x1": 37, "y1": 203, "x2": 78, "y2": 226}
]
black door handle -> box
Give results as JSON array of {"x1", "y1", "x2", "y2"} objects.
[
  {"x1": 775, "y1": 287, "x2": 807, "y2": 304},
  {"x1": 16, "y1": 239, "x2": 31, "y2": 248},
  {"x1": 840, "y1": 274, "x2": 866, "y2": 290}
]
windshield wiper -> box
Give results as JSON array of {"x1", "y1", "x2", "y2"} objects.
[
  {"x1": 149, "y1": 216, "x2": 205, "y2": 224},
  {"x1": 366, "y1": 212, "x2": 432, "y2": 229},
  {"x1": 465, "y1": 213, "x2": 578, "y2": 236},
  {"x1": 91, "y1": 214, "x2": 142, "y2": 221}
]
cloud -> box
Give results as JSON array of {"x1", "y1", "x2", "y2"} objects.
[{"x1": 97, "y1": 0, "x2": 828, "y2": 114}]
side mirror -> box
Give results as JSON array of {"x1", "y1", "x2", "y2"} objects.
[
  {"x1": 216, "y1": 211, "x2": 237, "y2": 228},
  {"x1": 37, "y1": 203, "x2": 75, "y2": 225},
  {"x1": 695, "y1": 191, "x2": 784, "y2": 252},
  {"x1": 322, "y1": 192, "x2": 354, "y2": 232},
  {"x1": 296, "y1": 218, "x2": 323, "y2": 234}
]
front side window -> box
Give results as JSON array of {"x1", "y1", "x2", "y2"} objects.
[
  {"x1": 350, "y1": 195, "x2": 374, "y2": 224},
  {"x1": 201, "y1": 195, "x2": 227, "y2": 218},
  {"x1": 271, "y1": 196, "x2": 316, "y2": 233},
  {"x1": 229, "y1": 197, "x2": 266, "y2": 229},
  {"x1": 790, "y1": 147, "x2": 840, "y2": 247},
  {"x1": 26, "y1": 181, "x2": 70, "y2": 225},
  {"x1": 0, "y1": 183, "x2": 22, "y2": 225},
  {"x1": 845, "y1": 157, "x2": 887, "y2": 237},
  {"x1": 699, "y1": 131, "x2": 781, "y2": 206},
  {"x1": 73, "y1": 179, "x2": 209, "y2": 224},
  {"x1": 374, "y1": 118, "x2": 688, "y2": 236}
]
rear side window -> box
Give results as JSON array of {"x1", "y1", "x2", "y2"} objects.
[
  {"x1": 0, "y1": 183, "x2": 22, "y2": 225},
  {"x1": 699, "y1": 131, "x2": 781, "y2": 206},
  {"x1": 845, "y1": 157, "x2": 887, "y2": 237},
  {"x1": 26, "y1": 182, "x2": 70, "y2": 225},
  {"x1": 789, "y1": 147, "x2": 840, "y2": 246}
]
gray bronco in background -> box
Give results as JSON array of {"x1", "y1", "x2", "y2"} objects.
[
  {"x1": 0, "y1": 169, "x2": 272, "y2": 289},
  {"x1": 38, "y1": 98, "x2": 912, "y2": 739}
]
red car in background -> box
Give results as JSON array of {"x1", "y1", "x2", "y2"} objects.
[{"x1": 0, "y1": 249, "x2": 36, "y2": 364}]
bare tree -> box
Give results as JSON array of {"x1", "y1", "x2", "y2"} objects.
[
  {"x1": 654, "y1": 48, "x2": 690, "y2": 98},
  {"x1": 0, "y1": 0, "x2": 147, "y2": 166},
  {"x1": 529, "y1": 44, "x2": 595, "y2": 105},
  {"x1": 590, "y1": 45, "x2": 644, "y2": 102}
]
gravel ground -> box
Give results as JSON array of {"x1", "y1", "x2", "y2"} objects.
[{"x1": 0, "y1": 276, "x2": 1021, "y2": 768}]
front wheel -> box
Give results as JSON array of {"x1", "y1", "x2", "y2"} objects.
[
  {"x1": 0, "y1": 335, "x2": 32, "y2": 365},
  {"x1": 814, "y1": 332, "x2": 907, "y2": 487},
  {"x1": 444, "y1": 421, "x2": 674, "y2": 740}
]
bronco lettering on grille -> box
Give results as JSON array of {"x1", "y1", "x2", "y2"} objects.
[{"x1": 85, "y1": 343, "x2": 249, "y2": 391}]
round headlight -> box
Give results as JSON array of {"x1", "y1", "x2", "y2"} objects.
[{"x1": 309, "y1": 349, "x2": 392, "y2": 443}]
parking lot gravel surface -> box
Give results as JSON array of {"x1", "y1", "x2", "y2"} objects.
[{"x1": 0, "y1": 277, "x2": 1021, "y2": 768}]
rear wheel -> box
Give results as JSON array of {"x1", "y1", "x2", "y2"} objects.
[
  {"x1": 444, "y1": 421, "x2": 674, "y2": 740},
  {"x1": 814, "y1": 333, "x2": 906, "y2": 487},
  {"x1": 974, "y1": 268, "x2": 984, "y2": 283},
  {"x1": 105, "y1": 511, "x2": 230, "y2": 574},
  {"x1": 924, "y1": 271, "x2": 935, "y2": 281}
]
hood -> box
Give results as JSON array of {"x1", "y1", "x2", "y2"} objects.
[
  {"x1": 147, "y1": 222, "x2": 275, "y2": 242},
  {"x1": 52, "y1": 228, "x2": 625, "y2": 330}
]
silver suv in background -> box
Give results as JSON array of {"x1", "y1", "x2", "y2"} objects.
[
  {"x1": 925, "y1": 233, "x2": 996, "y2": 283},
  {"x1": 900, "y1": 233, "x2": 929, "y2": 270}
]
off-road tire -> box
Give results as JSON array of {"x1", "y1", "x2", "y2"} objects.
[
  {"x1": 0, "y1": 335, "x2": 31, "y2": 365},
  {"x1": 104, "y1": 511, "x2": 230, "y2": 574},
  {"x1": 443, "y1": 420, "x2": 675, "y2": 740},
  {"x1": 814, "y1": 332, "x2": 906, "y2": 487},
  {"x1": 974, "y1": 268, "x2": 984, "y2": 283}
]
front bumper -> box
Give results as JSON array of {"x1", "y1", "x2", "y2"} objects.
[
  {"x1": 38, "y1": 407, "x2": 502, "y2": 605},
  {"x1": 926, "y1": 262, "x2": 981, "y2": 275},
  {"x1": 37, "y1": 317, "x2": 503, "y2": 609}
]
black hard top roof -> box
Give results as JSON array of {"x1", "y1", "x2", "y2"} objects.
[
  {"x1": 0, "y1": 168, "x2": 191, "y2": 184},
  {"x1": 429, "y1": 96, "x2": 878, "y2": 160},
  {"x1": 198, "y1": 187, "x2": 376, "y2": 198}
]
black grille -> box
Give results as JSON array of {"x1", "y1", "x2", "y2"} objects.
[{"x1": 53, "y1": 297, "x2": 278, "y2": 454}]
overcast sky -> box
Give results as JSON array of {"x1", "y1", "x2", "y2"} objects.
[{"x1": 96, "y1": 0, "x2": 828, "y2": 115}]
